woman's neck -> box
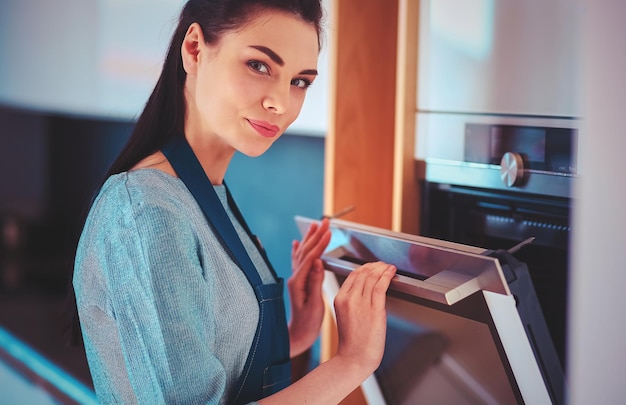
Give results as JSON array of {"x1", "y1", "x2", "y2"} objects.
[{"x1": 185, "y1": 132, "x2": 235, "y2": 185}]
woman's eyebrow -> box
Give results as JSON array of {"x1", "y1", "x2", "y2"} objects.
[
  {"x1": 299, "y1": 69, "x2": 318, "y2": 76},
  {"x1": 250, "y1": 45, "x2": 318, "y2": 76},
  {"x1": 250, "y1": 45, "x2": 284, "y2": 66}
]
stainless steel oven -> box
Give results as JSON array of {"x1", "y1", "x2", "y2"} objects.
[
  {"x1": 419, "y1": 122, "x2": 577, "y2": 369},
  {"x1": 414, "y1": 0, "x2": 580, "y2": 374}
]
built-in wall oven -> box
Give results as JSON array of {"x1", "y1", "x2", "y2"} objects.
[
  {"x1": 415, "y1": 0, "x2": 580, "y2": 372},
  {"x1": 419, "y1": 121, "x2": 577, "y2": 369}
]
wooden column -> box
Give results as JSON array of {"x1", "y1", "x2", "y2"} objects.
[{"x1": 323, "y1": 0, "x2": 399, "y2": 229}]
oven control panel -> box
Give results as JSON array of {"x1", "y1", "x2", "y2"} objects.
[{"x1": 464, "y1": 124, "x2": 577, "y2": 175}]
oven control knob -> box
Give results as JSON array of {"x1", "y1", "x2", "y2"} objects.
[{"x1": 500, "y1": 152, "x2": 526, "y2": 187}]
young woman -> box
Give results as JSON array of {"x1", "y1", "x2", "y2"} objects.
[{"x1": 71, "y1": 0, "x2": 396, "y2": 403}]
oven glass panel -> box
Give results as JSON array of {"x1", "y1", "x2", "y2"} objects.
[{"x1": 376, "y1": 291, "x2": 521, "y2": 405}]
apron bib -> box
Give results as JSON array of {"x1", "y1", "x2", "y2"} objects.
[{"x1": 162, "y1": 136, "x2": 291, "y2": 404}]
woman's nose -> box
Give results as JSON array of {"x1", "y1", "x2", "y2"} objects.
[{"x1": 262, "y1": 83, "x2": 290, "y2": 114}]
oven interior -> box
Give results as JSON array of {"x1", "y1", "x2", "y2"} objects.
[{"x1": 420, "y1": 181, "x2": 570, "y2": 369}]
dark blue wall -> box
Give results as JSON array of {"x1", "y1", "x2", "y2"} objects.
[
  {"x1": 227, "y1": 133, "x2": 325, "y2": 365},
  {"x1": 227, "y1": 134, "x2": 325, "y2": 283}
]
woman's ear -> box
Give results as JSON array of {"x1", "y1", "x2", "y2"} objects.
[{"x1": 181, "y1": 23, "x2": 204, "y2": 76}]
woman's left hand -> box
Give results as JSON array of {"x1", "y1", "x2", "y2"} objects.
[{"x1": 287, "y1": 218, "x2": 332, "y2": 357}]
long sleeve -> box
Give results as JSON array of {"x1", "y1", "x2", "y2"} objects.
[{"x1": 73, "y1": 170, "x2": 263, "y2": 404}]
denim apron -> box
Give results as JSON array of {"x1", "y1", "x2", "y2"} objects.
[{"x1": 162, "y1": 136, "x2": 292, "y2": 404}]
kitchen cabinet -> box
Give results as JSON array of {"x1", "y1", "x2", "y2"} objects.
[{"x1": 323, "y1": 0, "x2": 420, "y2": 236}]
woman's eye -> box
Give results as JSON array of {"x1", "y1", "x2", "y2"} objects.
[
  {"x1": 248, "y1": 60, "x2": 269, "y2": 75},
  {"x1": 291, "y1": 78, "x2": 312, "y2": 90}
]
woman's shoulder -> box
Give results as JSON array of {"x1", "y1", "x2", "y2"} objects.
[
  {"x1": 111, "y1": 168, "x2": 182, "y2": 194},
  {"x1": 78, "y1": 169, "x2": 200, "y2": 259},
  {"x1": 92, "y1": 169, "x2": 192, "y2": 220}
]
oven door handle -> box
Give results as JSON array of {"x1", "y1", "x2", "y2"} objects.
[{"x1": 322, "y1": 255, "x2": 503, "y2": 306}]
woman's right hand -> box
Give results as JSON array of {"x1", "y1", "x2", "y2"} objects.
[
  {"x1": 258, "y1": 261, "x2": 396, "y2": 405},
  {"x1": 333, "y1": 261, "x2": 397, "y2": 376}
]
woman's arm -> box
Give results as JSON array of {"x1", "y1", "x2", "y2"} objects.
[{"x1": 75, "y1": 177, "x2": 232, "y2": 403}]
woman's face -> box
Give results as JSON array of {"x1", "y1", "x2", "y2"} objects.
[{"x1": 183, "y1": 10, "x2": 319, "y2": 157}]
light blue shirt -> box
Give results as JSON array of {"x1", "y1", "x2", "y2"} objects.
[{"x1": 73, "y1": 169, "x2": 275, "y2": 404}]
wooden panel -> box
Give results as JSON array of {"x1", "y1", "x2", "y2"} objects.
[
  {"x1": 392, "y1": 0, "x2": 421, "y2": 234},
  {"x1": 324, "y1": 0, "x2": 399, "y2": 229}
]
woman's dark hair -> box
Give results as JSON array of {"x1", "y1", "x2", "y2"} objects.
[{"x1": 66, "y1": 0, "x2": 323, "y2": 347}]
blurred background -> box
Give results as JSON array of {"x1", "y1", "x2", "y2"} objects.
[{"x1": 1, "y1": 0, "x2": 626, "y2": 404}]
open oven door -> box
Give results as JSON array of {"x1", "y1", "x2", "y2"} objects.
[{"x1": 296, "y1": 216, "x2": 565, "y2": 405}]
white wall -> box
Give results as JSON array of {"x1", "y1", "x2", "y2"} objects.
[
  {"x1": 418, "y1": 0, "x2": 579, "y2": 117},
  {"x1": 0, "y1": 0, "x2": 181, "y2": 119},
  {"x1": 568, "y1": 1, "x2": 626, "y2": 403}
]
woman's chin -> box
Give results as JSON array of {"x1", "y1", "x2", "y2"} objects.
[{"x1": 238, "y1": 140, "x2": 276, "y2": 158}]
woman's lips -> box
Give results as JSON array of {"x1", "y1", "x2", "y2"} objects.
[{"x1": 247, "y1": 119, "x2": 280, "y2": 138}]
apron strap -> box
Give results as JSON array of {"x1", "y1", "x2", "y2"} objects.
[
  {"x1": 222, "y1": 183, "x2": 280, "y2": 281},
  {"x1": 161, "y1": 136, "x2": 263, "y2": 287}
]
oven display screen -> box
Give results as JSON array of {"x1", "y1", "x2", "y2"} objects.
[{"x1": 490, "y1": 126, "x2": 546, "y2": 164}]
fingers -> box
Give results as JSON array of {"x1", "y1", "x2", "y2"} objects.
[
  {"x1": 296, "y1": 219, "x2": 330, "y2": 258},
  {"x1": 292, "y1": 219, "x2": 331, "y2": 275},
  {"x1": 305, "y1": 258, "x2": 325, "y2": 298},
  {"x1": 288, "y1": 220, "x2": 331, "y2": 306},
  {"x1": 291, "y1": 239, "x2": 300, "y2": 262},
  {"x1": 339, "y1": 262, "x2": 396, "y2": 304},
  {"x1": 371, "y1": 264, "x2": 396, "y2": 308},
  {"x1": 292, "y1": 222, "x2": 317, "y2": 266}
]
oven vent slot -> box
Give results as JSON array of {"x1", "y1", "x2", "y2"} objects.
[{"x1": 473, "y1": 210, "x2": 570, "y2": 250}]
